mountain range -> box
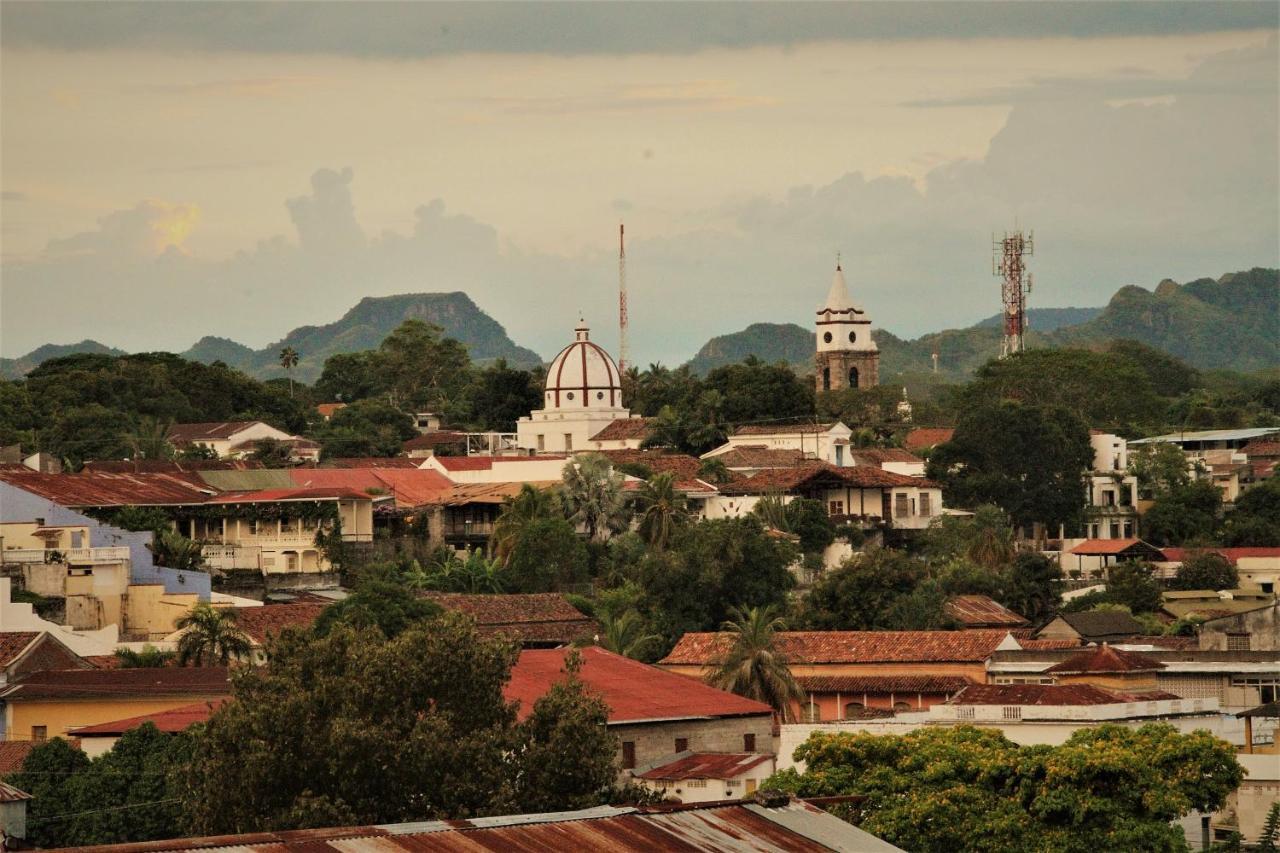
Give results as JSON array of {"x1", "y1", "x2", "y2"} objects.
[{"x1": 3, "y1": 268, "x2": 1275, "y2": 383}]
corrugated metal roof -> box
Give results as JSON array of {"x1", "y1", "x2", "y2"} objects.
[
  {"x1": 0, "y1": 470, "x2": 216, "y2": 506},
  {"x1": 944, "y1": 595, "x2": 1029, "y2": 628},
  {"x1": 1130, "y1": 427, "x2": 1280, "y2": 444},
  {"x1": 636, "y1": 752, "x2": 773, "y2": 781},
  {"x1": 49, "y1": 798, "x2": 903, "y2": 852}
]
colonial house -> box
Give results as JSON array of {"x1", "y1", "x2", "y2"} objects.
[
  {"x1": 706, "y1": 463, "x2": 943, "y2": 532},
  {"x1": 704, "y1": 446, "x2": 810, "y2": 478},
  {"x1": 847, "y1": 447, "x2": 926, "y2": 477},
  {"x1": 704, "y1": 422, "x2": 855, "y2": 468},
  {"x1": 659, "y1": 629, "x2": 1018, "y2": 720},
  {"x1": 506, "y1": 646, "x2": 776, "y2": 783},
  {"x1": 1083, "y1": 432, "x2": 1140, "y2": 540},
  {"x1": 1159, "y1": 548, "x2": 1280, "y2": 595},
  {"x1": 168, "y1": 421, "x2": 300, "y2": 460}
]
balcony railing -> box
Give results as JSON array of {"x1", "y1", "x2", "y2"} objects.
[{"x1": 0, "y1": 547, "x2": 130, "y2": 565}]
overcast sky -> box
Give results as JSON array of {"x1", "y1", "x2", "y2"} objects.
[{"x1": 2, "y1": 2, "x2": 1277, "y2": 364}]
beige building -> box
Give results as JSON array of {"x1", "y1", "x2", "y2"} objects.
[{"x1": 814, "y1": 262, "x2": 880, "y2": 392}]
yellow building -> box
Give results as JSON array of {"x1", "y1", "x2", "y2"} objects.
[{"x1": 0, "y1": 667, "x2": 230, "y2": 741}]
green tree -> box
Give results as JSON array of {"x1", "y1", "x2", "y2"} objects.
[
  {"x1": 1129, "y1": 442, "x2": 1194, "y2": 499},
  {"x1": 1001, "y1": 551, "x2": 1063, "y2": 624},
  {"x1": 596, "y1": 609, "x2": 661, "y2": 660},
  {"x1": 1142, "y1": 480, "x2": 1222, "y2": 546},
  {"x1": 1170, "y1": 551, "x2": 1239, "y2": 591},
  {"x1": 922, "y1": 504, "x2": 1016, "y2": 570},
  {"x1": 1106, "y1": 561, "x2": 1164, "y2": 614},
  {"x1": 378, "y1": 319, "x2": 471, "y2": 412},
  {"x1": 698, "y1": 457, "x2": 732, "y2": 484},
  {"x1": 491, "y1": 484, "x2": 563, "y2": 566},
  {"x1": 561, "y1": 454, "x2": 628, "y2": 544},
  {"x1": 316, "y1": 399, "x2": 417, "y2": 459},
  {"x1": 279, "y1": 346, "x2": 300, "y2": 397},
  {"x1": 314, "y1": 578, "x2": 442, "y2": 638},
  {"x1": 247, "y1": 436, "x2": 294, "y2": 466},
  {"x1": 703, "y1": 356, "x2": 814, "y2": 426},
  {"x1": 504, "y1": 517, "x2": 590, "y2": 593},
  {"x1": 175, "y1": 604, "x2": 252, "y2": 665},
  {"x1": 766, "y1": 723, "x2": 1243, "y2": 853},
  {"x1": 5, "y1": 737, "x2": 90, "y2": 848},
  {"x1": 706, "y1": 605, "x2": 806, "y2": 723},
  {"x1": 927, "y1": 401, "x2": 1092, "y2": 534},
  {"x1": 634, "y1": 472, "x2": 689, "y2": 551},
  {"x1": 784, "y1": 498, "x2": 835, "y2": 554},
  {"x1": 115, "y1": 644, "x2": 177, "y2": 668},
  {"x1": 124, "y1": 415, "x2": 175, "y2": 462},
  {"x1": 148, "y1": 528, "x2": 206, "y2": 572},
  {"x1": 465, "y1": 359, "x2": 542, "y2": 432},
  {"x1": 797, "y1": 548, "x2": 951, "y2": 630},
  {"x1": 1223, "y1": 478, "x2": 1280, "y2": 546},
  {"x1": 179, "y1": 615, "x2": 617, "y2": 832}
]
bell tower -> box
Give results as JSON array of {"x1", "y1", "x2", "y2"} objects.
[{"x1": 815, "y1": 260, "x2": 879, "y2": 393}]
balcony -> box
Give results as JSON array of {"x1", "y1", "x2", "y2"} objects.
[{"x1": 0, "y1": 546, "x2": 131, "y2": 566}]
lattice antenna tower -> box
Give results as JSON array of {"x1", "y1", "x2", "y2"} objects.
[
  {"x1": 618, "y1": 223, "x2": 629, "y2": 374},
  {"x1": 993, "y1": 229, "x2": 1034, "y2": 358}
]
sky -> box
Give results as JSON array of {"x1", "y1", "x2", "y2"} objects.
[{"x1": 2, "y1": 2, "x2": 1277, "y2": 365}]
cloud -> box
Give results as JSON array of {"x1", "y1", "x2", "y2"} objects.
[
  {"x1": 4, "y1": 2, "x2": 1276, "y2": 57},
  {"x1": 132, "y1": 76, "x2": 323, "y2": 98},
  {"x1": 1, "y1": 191, "x2": 27, "y2": 202},
  {"x1": 461, "y1": 80, "x2": 776, "y2": 118},
  {"x1": 2, "y1": 38, "x2": 1276, "y2": 366}
]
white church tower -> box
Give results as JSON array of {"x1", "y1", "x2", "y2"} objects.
[
  {"x1": 815, "y1": 261, "x2": 879, "y2": 392},
  {"x1": 516, "y1": 320, "x2": 631, "y2": 454}
]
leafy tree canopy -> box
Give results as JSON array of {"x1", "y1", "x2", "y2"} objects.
[
  {"x1": 1170, "y1": 551, "x2": 1239, "y2": 592},
  {"x1": 314, "y1": 576, "x2": 443, "y2": 638}
]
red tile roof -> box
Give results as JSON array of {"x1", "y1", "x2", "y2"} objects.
[
  {"x1": 944, "y1": 595, "x2": 1029, "y2": 628},
  {"x1": 0, "y1": 742, "x2": 33, "y2": 774},
  {"x1": 71, "y1": 700, "x2": 228, "y2": 736},
  {"x1": 1242, "y1": 440, "x2": 1280, "y2": 457},
  {"x1": 732, "y1": 423, "x2": 836, "y2": 437},
  {"x1": 1160, "y1": 547, "x2": 1280, "y2": 565},
  {"x1": 950, "y1": 683, "x2": 1175, "y2": 706},
  {"x1": 589, "y1": 418, "x2": 653, "y2": 442},
  {"x1": 419, "y1": 593, "x2": 596, "y2": 645},
  {"x1": 315, "y1": 403, "x2": 347, "y2": 418},
  {"x1": 0, "y1": 633, "x2": 40, "y2": 668},
  {"x1": 168, "y1": 422, "x2": 267, "y2": 443},
  {"x1": 849, "y1": 448, "x2": 922, "y2": 465},
  {"x1": 1015, "y1": 638, "x2": 1085, "y2": 651},
  {"x1": 660, "y1": 630, "x2": 1013, "y2": 666},
  {"x1": 505, "y1": 646, "x2": 773, "y2": 724},
  {"x1": 205, "y1": 486, "x2": 370, "y2": 504},
  {"x1": 287, "y1": 468, "x2": 453, "y2": 506},
  {"x1": 0, "y1": 470, "x2": 215, "y2": 506},
  {"x1": 232, "y1": 604, "x2": 328, "y2": 645},
  {"x1": 0, "y1": 667, "x2": 231, "y2": 700},
  {"x1": 903, "y1": 428, "x2": 954, "y2": 451},
  {"x1": 1068, "y1": 538, "x2": 1163, "y2": 556},
  {"x1": 637, "y1": 752, "x2": 773, "y2": 781},
  {"x1": 718, "y1": 462, "x2": 938, "y2": 495},
  {"x1": 711, "y1": 446, "x2": 810, "y2": 469},
  {"x1": 1044, "y1": 644, "x2": 1166, "y2": 675},
  {"x1": 795, "y1": 674, "x2": 973, "y2": 694},
  {"x1": 317, "y1": 457, "x2": 423, "y2": 469},
  {"x1": 599, "y1": 450, "x2": 716, "y2": 493}
]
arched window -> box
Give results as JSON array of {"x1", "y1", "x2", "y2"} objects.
[
  {"x1": 843, "y1": 702, "x2": 864, "y2": 719},
  {"x1": 893, "y1": 701, "x2": 912, "y2": 712},
  {"x1": 848, "y1": 367, "x2": 860, "y2": 388},
  {"x1": 822, "y1": 367, "x2": 831, "y2": 391}
]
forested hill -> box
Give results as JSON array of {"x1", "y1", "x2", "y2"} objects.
[
  {"x1": 683, "y1": 268, "x2": 1279, "y2": 377},
  {"x1": 2, "y1": 293, "x2": 543, "y2": 383}
]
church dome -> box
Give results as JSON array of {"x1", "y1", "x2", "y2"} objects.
[{"x1": 543, "y1": 322, "x2": 622, "y2": 410}]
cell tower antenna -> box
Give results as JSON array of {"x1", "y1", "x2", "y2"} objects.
[
  {"x1": 618, "y1": 222, "x2": 629, "y2": 374},
  {"x1": 993, "y1": 228, "x2": 1034, "y2": 358}
]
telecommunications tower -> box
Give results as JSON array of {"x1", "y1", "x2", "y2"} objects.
[
  {"x1": 993, "y1": 229, "x2": 1034, "y2": 358},
  {"x1": 618, "y1": 223, "x2": 629, "y2": 374}
]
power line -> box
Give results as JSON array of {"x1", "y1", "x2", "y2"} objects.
[{"x1": 28, "y1": 798, "x2": 180, "y2": 825}]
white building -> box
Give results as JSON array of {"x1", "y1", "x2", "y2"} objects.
[
  {"x1": 1084, "y1": 432, "x2": 1140, "y2": 540},
  {"x1": 168, "y1": 421, "x2": 299, "y2": 459},
  {"x1": 704, "y1": 422, "x2": 855, "y2": 467},
  {"x1": 516, "y1": 321, "x2": 632, "y2": 455},
  {"x1": 814, "y1": 263, "x2": 880, "y2": 392}
]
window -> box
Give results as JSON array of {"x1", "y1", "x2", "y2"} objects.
[
  {"x1": 919, "y1": 492, "x2": 932, "y2": 516},
  {"x1": 536, "y1": 434, "x2": 545, "y2": 451},
  {"x1": 1261, "y1": 582, "x2": 1274, "y2": 594},
  {"x1": 685, "y1": 779, "x2": 708, "y2": 788},
  {"x1": 621, "y1": 741, "x2": 636, "y2": 769},
  {"x1": 1002, "y1": 706, "x2": 1022, "y2": 720},
  {"x1": 566, "y1": 391, "x2": 575, "y2": 400},
  {"x1": 844, "y1": 702, "x2": 864, "y2": 719},
  {"x1": 894, "y1": 493, "x2": 909, "y2": 518},
  {"x1": 743, "y1": 733, "x2": 756, "y2": 752},
  {"x1": 32, "y1": 726, "x2": 47, "y2": 743},
  {"x1": 564, "y1": 433, "x2": 573, "y2": 451},
  {"x1": 848, "y1": 367, "x2": 860, "y2": 387},
  {"x1": 1232, "y1": 676, "x2": 1279, "y2": 704},
  {"x1": 1227, "y1": 633, "x2": 1252, "y2": 651},
  {"x1": 823, "y1": 331, "x2": 833, "y2": 344},
  {"x1": 848, "y1": 331, "x2": 856, "y2": 344},
  {"x1": 822, "y1": 367, "x2": 831, "y2": 391},
  {"x1": 828, "y1": 500, "x2": 844, "y2": 516},
  {"x1": 674, "y1": 737, "x2": 688, "y2": 753},
  {"x1": 597, "y1": 391, "x2": 605, "y2": 400},
  {"x1": 802, "y1": 705, "x2": 821, "y2": 722}
]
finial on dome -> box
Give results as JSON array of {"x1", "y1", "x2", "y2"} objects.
[{"x1": 836, "y1": 251, "x2": 842, "y2": 272}]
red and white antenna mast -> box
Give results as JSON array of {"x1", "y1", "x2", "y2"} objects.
[
  {"x1": 618, "y1": 223, "x2": 629, "y2": 373},
  {"x1": 993, "y1": 229, "x2": 1034, "y2": 358}
]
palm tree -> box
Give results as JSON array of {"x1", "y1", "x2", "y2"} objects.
[
  {"x1": 751, "y1": 493, "x2": 791, "y2": 533},
  {"x1": 147, "y1": 528, "x2": 207, "y2": 572},
  {"x1": 175, "y1": 604, "x2": 252, "y2": 666},
  {"x1": 698, "y1": 457, "x2": 732, "y2": 485},
  {"x1": 561, "y1": 454, "x2": 629, "y2": 544},
  {"x1": 492, "y1": 484, "x2": 562, "y2": 566},
  {"x1": 966, "y1": 505, "x2": 1016, "y2": 570},
  {"x1": 125, "y1": 416, "x2": 175, "y2": 464},
  {"x1": 114, "y1": 644, "x2": 176, "y2": 668},
  {"x1": 706, "y1": 605, "x2": 806, "y2": 723},
  {"x1": 635, "y1": 472, "x2": 689, "y2": 550},
  {"x1": 598, "y1": 610, "x2": 661, "y2": 660},
  {"x1": 457, "y1": 548, "x2": 506, "y2": 593},
  {"x1": 279, "y1": 346, "x2": 300, "y2": 397}
]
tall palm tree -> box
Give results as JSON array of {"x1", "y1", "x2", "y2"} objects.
[
  {"x1": 635, "y1": 472, "x2": 689, "y2": 551},
  {"x1": 114, "y1": 644, "x2": 176, "y2": 668},
  {"x1": 706, "y1": 605, "x2": 806, "y2": 723},
  {"x1": 147, "y1": 528, "x2": 207, "y2": 572},
  {"x1": 491, "y1": 484, "x2": 562, "y2": 566},
  {"x1": 561, "y1": 454, "x2": 629, "y2": 544},
  {"x1": 279, "y1": 346, "x2": 300, "y2": 397},
  {"x1": 751, "y1": 493, "x2": 791, "y2": 533},
  {"x1": 597, "y1": 609, "x2": 661, "y2": 660},
  {"x1": 698, "y1": 457, "x2": 732, "y2": 485},
  {"x1": 966, "y1": 505, "x2": 1016, "y2": 570},
  {"x1": 125, "y1": 416, "x2": 175, "y2": 464},
  {"x1": 176, "y1": 604, "x2": 252, "y2": 666}
]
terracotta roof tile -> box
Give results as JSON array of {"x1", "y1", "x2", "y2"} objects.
[
  {"x1": 718, "y1": 462, "x2": 938, "y2": 495},
  {"x1": 589, "y1": 418, "x2": 654, "y2": 442},
  {"x1": 732, "y1": 423, "x2": 836, "y2": 437},
  {"x1": 0, "y1": 667, "x2": 231, "y2": 700},
  {"x1": 420, "y1": 593, "x2": 597, "y2": 645},
  {"x1": 944, "y1": 596, "x2": 1029, "y2": 628},
  {"x1": 1044, "y1": 644, "x2": 1166, "y2": 675},
  {"x1": 903, "y1": 428, "x2": 954, "y2": 451},
  {"x1": 711, "y1": 446, "x2": 811, "y2": 470},
  {"x1": 1068, "y1": 538, "x2": 1163, "y2": 557},
  {"x1": 316, "y1": 457, "x2": 423, "y2": 469},
  {"x1": 849, "y1": 448, "x2": 922, "y2": 465},
  {"x1": 1015, "y1": 638, "x2": 1085, "y2": 651},
  {"x1": 1159, "y1": 547, "x2": 1280, "y2": 565},
  {"x1": 0, "y1": 742, "x2": 33, "y2": 774},
  {"x1": 0, "y1": 632, "x2": 40, "y2": 668},
  {"x1": 71, "y1": 700, "x2": 228, "y2": 736},
  {"x1": 1241, "y1": 440, "x2": 1280, "y2": 457},
  {"x1": 636, "y1": 753, "x2": 773, "y2": 781},
  {"x1": 795, "y1": 674, "x2": 973, "y2": 694},
  {"x1": 205, "y1": 486, "x2": 370, "y2": 504},
  {"x1": 505, "y1": 646, "x2": 772, "y2": 724},
  {"x1": 660, "y1": 630, "x2": 1013, "y2": 666},
  {"x1": 950, "y1": 683, "x2": 1161, "y2": 706},
  {"x1": 402, "y1": 432, "x2": 470, "y2": 451},
  {"x1": 232, "y1": 604, "x2": 328, "y2": 645}
]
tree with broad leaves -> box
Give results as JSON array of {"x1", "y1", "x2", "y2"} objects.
[{"x1": 1170, "y1": 550, "x2": 1238, "y2": 591}]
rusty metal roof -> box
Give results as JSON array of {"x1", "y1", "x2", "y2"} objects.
[
  {"x1": 47, "y1": 797, "x2": 904, "y2": 852},
  {"x1": 0, "y1": 470, "x2": 216, "y2": 506},
  {"x1": 944, "y1": 595, "x2": 1029, "y2": 628}
]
